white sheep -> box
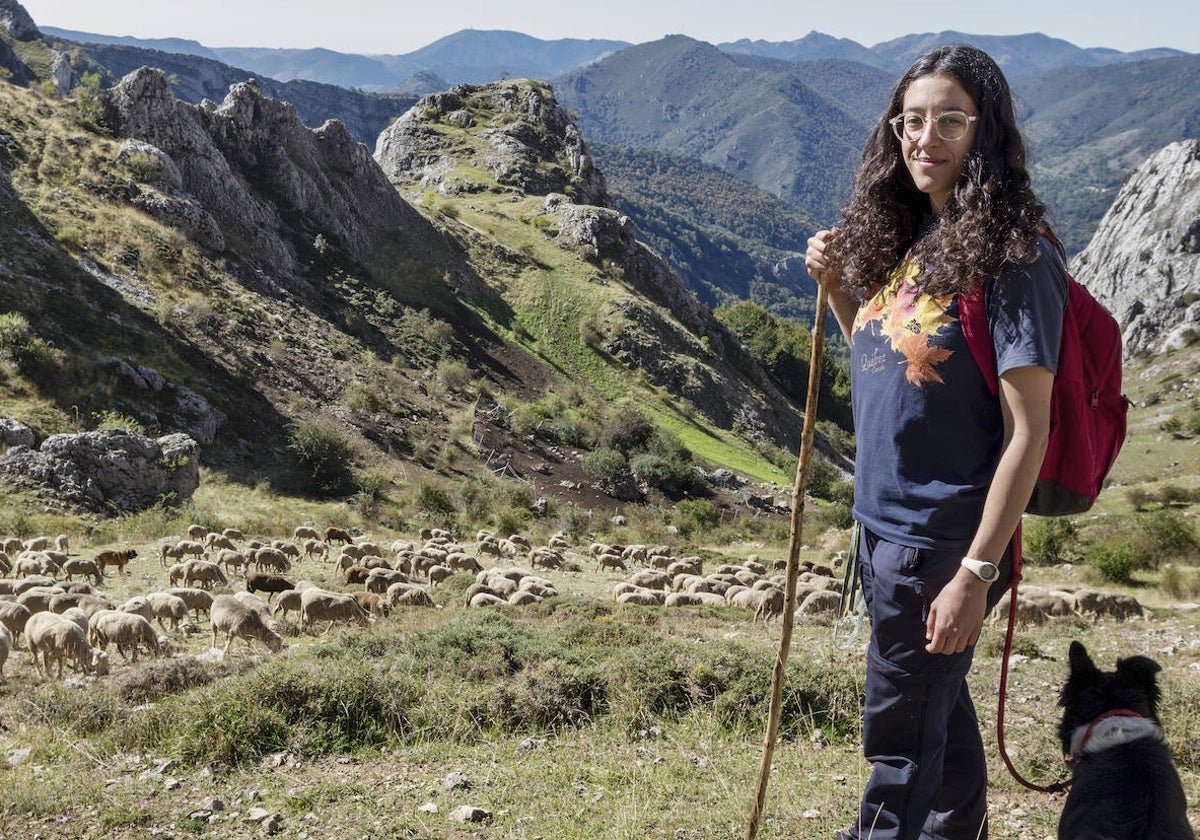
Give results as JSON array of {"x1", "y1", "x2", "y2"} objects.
[
  {"x1": 184, "y1": 560, "x2": 228, "y2": 589},
  {"x1": 185, "y1": 524, "x2": 207, "y2": 542},
  {"x1": 89, "y1": 609, "x2": 162, "y2": 662},
  {"x1": 221, "y1": 527, "x2": 246, "y2": 543},
  {"x1": 299, "y1": 589, "x2": 373, "y2": 635},
  {"x1": 0, "y1": 622, "x2": 11, "y2": 677},
  {"x1": 26, "y1": 611, "x2": 98, "y2": 678},
  {"x1": 146, "y1": 592, "x2": 190, "y2": 632},
  {"x1": 24, "y1": 536, "x2": 51, "y2": 552},
  {"x1": 211, "y1": 594, "x2": 283, "y2": 656},
  {"x1": 61, "y1": 558, "x2": 103, "y2": 585},
  {"x1": 0, "y1": 601, "x2": 32, "y2": 641},
  {"x1": 293, "y1": 525, "x2": 321, "y2": 542},
  {"x1": 120, "y1": 596, "x2": 154, "y2": 622},
  {"x1": 166, "y1": 587, "x2": 214, "y2": 620},
  {"x1": 206, "y1": 533, "x2": 238, "y2": 552}
]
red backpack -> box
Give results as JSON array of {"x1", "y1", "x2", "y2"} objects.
[{"x1": 959, "y1": 241, "x2": 1129, "y2": 516}]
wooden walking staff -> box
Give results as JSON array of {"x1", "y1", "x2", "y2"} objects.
[{"x1": 744, "y1": 285, "x2": 830, "y2": 840}]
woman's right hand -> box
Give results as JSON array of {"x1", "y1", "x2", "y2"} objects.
[{"x1": 805, "y1": 227, "x2": 842, "y2": 289}]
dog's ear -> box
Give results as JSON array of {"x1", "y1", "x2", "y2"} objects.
[
  {"x1": 1116, "y1": 655, "x2": 1162, "y2": 684},
  {"x1": 1116, "y1": 655, "x2": 1163, "y2": 716},
  {"x1": 1068, "y1": 640, "x2": 1100, "y2": 681}
]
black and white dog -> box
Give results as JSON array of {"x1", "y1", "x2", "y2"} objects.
[{"x1": 1058, "y1": 640, "x2": 1195, "y2": 839}]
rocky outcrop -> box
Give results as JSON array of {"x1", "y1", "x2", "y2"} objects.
[
  {"x1": 377, "y1": 80, "x2": 806, "y2": 448},
  {"x1": 100, "y1": 68, "x2": 443, "y2": 274},
  {"x1": 0, "y1": 429, "x2": 200, "y2": 512},
  {"x1": 1072, "y1": 140, "x2": 1200, "y2": 357},
  {"x1": 376, "y1": 80, "x2": 609, "y2": 206},
  {"x1": 0, "y1": 0, "x2": 39, "y2": 41}
]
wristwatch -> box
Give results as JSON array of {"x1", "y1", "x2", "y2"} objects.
[{"x1": 961, "y1": 557, "x2": 1000, "y2": 582}]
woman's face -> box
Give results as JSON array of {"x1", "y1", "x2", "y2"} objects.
[{"x1": 897, "y1": 73, "x2": 979, "y2": 213}]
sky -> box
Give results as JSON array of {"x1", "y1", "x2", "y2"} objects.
[{"x1": 16, "y1": 0, "x2": 1200, "y2": 55}]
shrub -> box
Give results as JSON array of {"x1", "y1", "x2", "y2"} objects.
[
  {"x1": 415, "y1": 481, "x2": 456, "y2": 520},
  {"x1": 630, "y1": 452, "x2": 692, "y2": 494},
  {"x1": 1088, "y1": 540, "x2": 1135, "y2": 584},
  {"x1": 1130, "y1": 508, "x2": 1199, "y2": 569},
  {"x1": 599, "y1": 406, "x2": 654, "y2": 455},
  {"x1": 582, "y1": 447, "x2": 631, "y2": 488},
  {"x1": 672, "y1": 499, "x2": 715, "y2": 537},
  {"x1": 1022, "y1": 517, "x2": 1079, "y2": 565},
  {"x1": 287, "y1": 418, "x2": 356, "y2": 496}
]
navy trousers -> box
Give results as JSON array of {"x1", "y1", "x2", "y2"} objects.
[{"x1": 844, "y1": 527, "x2": 1012, "y2": 840}]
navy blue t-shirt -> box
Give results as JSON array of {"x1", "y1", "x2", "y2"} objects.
[{"x1": 850, "y1": 235, "x2": 1068, "y2": 550}]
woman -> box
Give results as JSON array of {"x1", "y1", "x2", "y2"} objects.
[{"x1": 805, "y1": 45, "x2": 1068, "y2": 840}]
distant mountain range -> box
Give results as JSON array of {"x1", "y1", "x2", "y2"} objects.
[
  {"x1": 41, "y1": 25, "x2": 1188, "y2": 94},
  {"x1": 29, "y1": 21, "x2": 1200, "y2": 312}
]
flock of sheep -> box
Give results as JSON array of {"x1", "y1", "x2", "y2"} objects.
[{"x1": 0, "y1": 523, "x2": 1146, "y2": 685}]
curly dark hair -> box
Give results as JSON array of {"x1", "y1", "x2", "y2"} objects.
[{"x1": 829, "y1": 45, "x2": 1047, "y2": 298}]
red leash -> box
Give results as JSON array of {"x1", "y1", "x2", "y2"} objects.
[{"x1": 995, "y1": 526, "x2": 1072, "y2": 794}]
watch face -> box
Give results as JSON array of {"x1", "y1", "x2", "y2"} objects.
[{"x1": 980, "y1": 564, "x2": 999, "y2": 581}]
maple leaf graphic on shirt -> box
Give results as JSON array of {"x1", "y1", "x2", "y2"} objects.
[{"x1": 855, "y1": 256, "x2": 956, "y2": 387}]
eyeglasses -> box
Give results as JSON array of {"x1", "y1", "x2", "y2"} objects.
[{"x1": 888, "y1": 110, "x2": 978, "y2": 143}]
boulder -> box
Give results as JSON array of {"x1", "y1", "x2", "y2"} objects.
[{"x1": 0, "y1": 429, "x2": 200, "y2": 512}]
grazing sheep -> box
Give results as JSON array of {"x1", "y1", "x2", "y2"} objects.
[
  {"x1": 796, "y1": 590, "x2": 842, "y2": 619},
  {"x1": 630, "y1": 569, "x2": 671, "y2": 591},
  {"x1": 617, "y1": 589, "x2": 666, "y2": 606},
  {"x1": 303, "y1": 539, "x2": 329, "y2": 561},
  {"x1": 52, "y1": 593, "x2": 114, "y2": 619},
  {"x1": 14, "y1": 576, "x2": 58, "y2": 594},
  {"x1": 365, "y1": 568, "x2": 410, "y2": 593},
  {"x1": 215, "y1": 549, "x2": 247, "y2": 575},
  {"x1": 245, "y1": 572, "x2": 295, "y2": 603},
  {"x1": 206, "y1": 533, "x2": 238, "y2": 552},
  {"x1": 324, "y1": 526, "x2": 353, "y2": 545},
  {"x1": 251, "y1": 547, "x2": 291, "y2": 573},
  {"x1": 508, "y1": 591, "x2": 540, "y2": 606},
  {"x1": 17, "y1": 587, "x2": 66, "y2": 615},
  {"x1": 468, "y1": 592, "x2": 507, "y2": 608},
  {"x1": 231, "y1": 592, "x2": 284, "y2": 634},
  {"x1": 427, "y1": 564, "x2": 453, "y2": 586},
  {"x1": 343, "y1": 565, "x2": 371, "y2": 586},
  {"x1": 293, "y1": 525, "x2": 321, "y2": 542},
  {"x1": 273, "y1": 589, "x2": 304, "y2": 620},
  {"x1": 95, "y1": 548, "x2": 137, "y2": 576},
  {"x1": 146, "y1": 592, "x2": 190, "y2": 632},
  {"x1": 166, "y1": 587, "x2": 214, "y2": 620},
  {"x1": 352, "y1": 591, "x2": 389, "y2": 619},
  {"x1": 273, "y1": 541, "x2": 301, "y2": 561},
  {"x1": 61, "y1": 558, "x2": 103, "y2": 585},
  {"x1": 339, "y1": 544, "x2": 366, "y2": 561},
  {"x1": 221, "y1": 527, "x2": 246, "y2": 543},
  {"x1": 753, "y1": 588, "x2": 786, "y2": 623},
  {"x1": 120, "y1": 596, "x2": 154, "y2": 622},
  {"x1": 176, "y1": 540, "x2": 207, "y2": 561},
  {"x1": 24, "y1": 537, "x2": 51, "y2": 552},
  {"x1": 15, "y1": 552, "x2": 60, "y2": 578},
  {"x1": 211, "y1": 594, "x2": 283, "y2": 655},
  {"x1": 357, "y1": 541, "x2": 384, "y2": 558},
  {"x1": 530, "y1": 548, "x2": 565, "y2": 570},
  {"x1": 0, "y1": 601, "x2": 32, "y2": 641},
  {"x1": 54, "y1": 534, "x2": 70, "y2": 553},
  {"x1": 186, "y1": 524, "x2": 208, "y2": 542},
  {"x1": 26, "y1": 612, "x2": 99, "y2": 678},
  {"x1": 361, "y1": 555, "x2": 392, "y2": 570},
  {"x1": 386, "y1": 583, "x2": 435, "y2": 609},
  {"x1": 184, "y1": 560, "x2": 229, "y2": 590},
  {"x1": 299, "y1": 589, "x2": 373, "y2": 635},
  {"x1": 0, "y1": 622, "x2": 10, "y2": 677},
  {"x1": 596, "y1": 552, "x2": 627, "y2": 573},
  {"x1": 166, "y1": 562, "x2": 189, "y2": 587},
  {"x1": 160, "y1": 542, "x2": 186, "y2": 566}
]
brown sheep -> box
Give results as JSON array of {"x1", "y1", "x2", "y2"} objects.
[
  {"x1": 324, "y1": 526, "x2": 353, "y2": 545},
  {"x1": 245, "y1": 572, "x2": 295, "y2": 604},
  {"x1": 352, "y1": 591, "x2": 389, "y2": 619}
]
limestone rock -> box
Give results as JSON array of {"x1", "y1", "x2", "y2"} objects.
[
  {"x1": 0, "y1": 0, "x2": 40, "y2": 41},
  {"x1": 100, "y1": 68, "x2": 443, "y2": 274},
  {"x1": 0, "y1": 429, "x2": 200, "y2": 512},
  {"x1": 0, "y1": 418, "x2": 34, "y2": 449},
  {"x1": 1072, "y1": 140, "x2": 1200, "y2": 358}
]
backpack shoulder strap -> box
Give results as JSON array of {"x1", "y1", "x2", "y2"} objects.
[{"x1": 959, "y1": 283, "x2": 998, "y2": 396}]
